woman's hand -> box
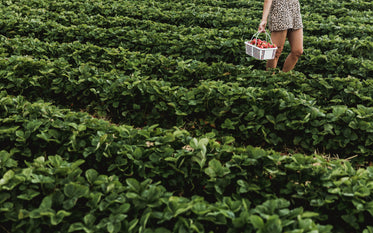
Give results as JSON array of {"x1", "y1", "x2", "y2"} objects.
[
  {"x1": 258, "y1": 20, "x2": 267, "y2": 32},
  {"x1": 259, "y1": 0, "x2": 272, "y2": 32}
]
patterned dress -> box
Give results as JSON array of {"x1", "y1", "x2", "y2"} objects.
[{"x1": 268, "y1": 0, "x2": 303, "y2": 32}]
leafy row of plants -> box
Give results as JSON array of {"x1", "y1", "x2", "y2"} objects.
[
  {"x1": 0, "y1": 152, "x2": 335, "y2": 233},
  {"x1": 1, "y1": 0, "x2": 372, "y2": 45},
  {"x1": 1, "y1": 91, "x2": 373, "y2": 232},
  {"x1": 1, "y1": 15, "x2": 371, "y2": 78},
  {"x1": 2, "y1": 34, "x2": 372, "y2": 95},
  {"x1": 0, "y1": 37, "x2": 372, "y2": 114},
  {"x1": 1, "y1": 55, "x2": 373, "y2": 158},
  {"x1": 0, "y1": 16, "x2": 246, "y2": 63},
  {"x1": 3, "y1": 0, "x2": 371, "y2": 39},
  {"x1": 2, "y1": 0, "x2": 371, "y2": 49},
  {"x1": 153, "y1": 0, "x2": 373, "y2": 15},
  {"x1": 14, "y1": 0, "x2": 369, "y2": 39},
  {"x1": 305, "y1": 34, "x2": 373, "y2": 60},
  {"x1": 302, "y1": 0, "x2": 373, "y2": 16},
  {"x1": 0, "y1": 0, "x2": 261, "y2": 29},
  {"x1": 2, "y1": 12, "x2": 372, "y2": 62},
  {"x1": 1, "y1": 0, "x2": 372, "y2": 80}
]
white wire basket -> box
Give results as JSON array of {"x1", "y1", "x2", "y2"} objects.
[{"x1": 245, "y1": 31, "x2": 277, "y2": 60}]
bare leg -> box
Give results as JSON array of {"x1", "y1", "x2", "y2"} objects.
[
  {"x1": 282, "y1": 28, "x2": 303, "y2": 72},
  {"x1": 266, "y1": 30, "x2": 287, "y2": 70}
]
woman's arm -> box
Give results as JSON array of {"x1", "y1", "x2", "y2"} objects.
[{"x1": 258, "y1": 0, "x2": 273, "y2": 32}]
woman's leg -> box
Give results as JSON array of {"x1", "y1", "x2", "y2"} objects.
[
  {"x1": 266, "y1": 30, "x2": 287, "y2": 70},
  {"x1": 282, "y1": 28, "x2": 303, "y2": 72}
]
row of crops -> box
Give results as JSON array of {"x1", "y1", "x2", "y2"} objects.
[{"x1": 0, "y1": 0, "x2": 372, "y2": 232}]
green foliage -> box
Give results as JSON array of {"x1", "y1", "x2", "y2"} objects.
[
  {"x1": 0, "y1": 0, "x2": 372, "y2": 232},
  {"x1": 1, "y1": 93, "x2": 373, "y2": 232}
]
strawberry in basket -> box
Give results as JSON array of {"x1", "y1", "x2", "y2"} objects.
[
  {"x1": 245, "y1": 31, "x2": 278, "y2": 60},
  {"x1": 250, "y1": 39, "x2": 277, "y2": 49}
]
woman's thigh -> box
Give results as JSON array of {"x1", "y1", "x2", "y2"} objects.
[
  {"x1": 270, "y1": 30, "x2": 288, "y2": 50},
  {"x1": 287, "y1": 29, "x2": 303, "y2": 55}
]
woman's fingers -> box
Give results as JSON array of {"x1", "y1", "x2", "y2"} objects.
[
  {"x1": 258, "y1": 26, "x2": 266, "y2": 33},
  {"x1": 258, "y1": 21, "x2": 267, "y2": 32}
]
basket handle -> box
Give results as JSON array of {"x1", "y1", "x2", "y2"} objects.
[{"x1": 250, "y1": 30, "x2": 273, "y2": 46}]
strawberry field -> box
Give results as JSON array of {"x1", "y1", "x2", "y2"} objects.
[{"x1": 1, "y1": 0, "x2": 373, "y2": 232}]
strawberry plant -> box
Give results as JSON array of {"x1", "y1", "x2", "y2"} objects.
[{"x1": 1, "y1": 92, "x2": 373, "y2": 232}]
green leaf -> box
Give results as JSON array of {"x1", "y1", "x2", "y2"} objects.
[
  {"x1": 133, "y1": 147, "x2": 142, "y2": 159},
  {"x1": 0, "y1": 126, "x2": 20, "y2": 134},
  {"x1": 222, "y1": 136, "x2": 235, "y2": 145},
  {"x1": 298, "y1": 218, "x2": 313, "y2": 231},
  {"x1": 0, "y1": 150, "x2": 18, "y2": 168},
  {"x1": 126, "y1": 178, "x2": 141, "y2": 193},
  {"x1": 221, "y1": 118, "x2": 236, "y2": 129},
  {"x1": 118, "y1": 203, "x2": 131, "y2": 213},
  {"x1": 0, "y1": 170, "x2": 14, "y2": 186},
  {"x1": 190, "y1": 138, "x2": 210, "y2": 168},
  {"x1": 17, "y1": 189, "x2": 40, "y2": 200},
  {"x1": 30, "y1": 173, "x2": 55, "y2": 184},
  {"x1": 85, "y1": 169, "x2": 99, "y2": 185},
  {"x1": 0, "y1": 193, "x2": 11, "y2": 204},
  {"x1": 126, "y1": 192, "x2": 139, "y2": 199},
  {"x1": 40, "y1": 195, "x2": 53, "y2": 210},
  {"x1": 87, "y1": 192, "x2": 103, "y2": 209},
  {"x1": 366, "y1": 201, "x2": 373, "y2": 216},
  {"x1": 0, "y1": 202, "x2": 14, "y2": 212},
  {"x1": 140, "y1": 211, "x2": 152, "y2": 229},
  {"x1": 95, "y1": 133, "x2": 108, "y2": 151},
  {"x1": 190, "y1": 138, "x2": 199, "y2": 149},
  {"x1": 191, "y1": 201, "x2": 210, "y2": 215},
  {"x1": 64, "y1": 183, "x2": 89, "y2": 198},
  {"x1": 63, "y1": 197, "x2": 78, "y2": 210},
  {"x1": 342, "y1": 214, "x2": 359, "y2": 229},
  {"x1": 263, "y1": 215, "x2": 282, "y2": 233},
  {"x1": 68, "y1": 222, "x2": 85, "y2": 232},
  {"x1": 18, "y1": 209, "x2": 29, "y2": 220},
  {"x1": 251, "y1": 147, "x2": 267, "y2": 159},
  {"x1": 155, "y1": 228, "x2": 172, "y2": 233},
  {"x1": 363, "y1": 226, "x2": 373, "y2": 233},
  {"x1": 48, "y1": 155, "x2": 63, "y2": 167},
  {"x1": 266, "y1": 115, "x2": 276, "y2": 124},
  {"x1": 205, "y1": 159, "x2": 230, "y2": 178},
  {"x1": 237, "y1": 180, "x2": 261, "y2": 193},
  {"x1": 301, "y1": 211, "x2": 319, "y2": 218},
  {"x1": 107, "y1": 222, "x2": 115, "y2": 233},
  {"x1": 51, "y1": 210, "x2": 71, "y2": 225},
  {"x1": 128, "y1": 219, "x2": 139, "y2": 232},
  {"x1": 78, "y1": 124, "x2": 87, "y2": 131},
  {"x1": 70, "y1": 159, "x2": 85, "y2": 170},
  {"x1": 250, "y1": 215, "x2": 264, "y2": 229},
  {"x1": 332, "y1": 105, "x2": 348, "y2": 116},
  {"x1": 84, "y1": 213, "x2": 96, "y2": 226}
]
